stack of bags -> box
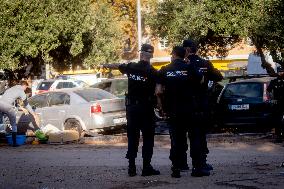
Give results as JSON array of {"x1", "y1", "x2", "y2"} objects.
[{"x1": 36, "y1": 124, "x2": 80, "y2": 144}]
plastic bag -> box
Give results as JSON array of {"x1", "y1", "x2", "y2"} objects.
[{"x1": 35, "y1": 130, "x2": 48, "y2": 141}]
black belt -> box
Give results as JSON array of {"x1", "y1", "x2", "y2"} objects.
[{"x1": 125, "y1": 97, "x2": 153, "y2": 105}]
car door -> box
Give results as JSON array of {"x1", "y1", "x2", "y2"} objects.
[
  {"x1": 44, "y1": 92, "x2": 70, "y2": 129},
  {"x1": 25, "y1": 93, "x2": 50, "y2": 127}
]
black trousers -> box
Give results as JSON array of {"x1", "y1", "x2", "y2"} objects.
[
  {"x1": 125, "y1": 104, "x2": 155, "y2": 161},
  {"x1": 169, "y1": 115, "x2": 204, "y2": 168},
  {"x1": 272, "y1": 104, "x2": 284, "y2": 139}
]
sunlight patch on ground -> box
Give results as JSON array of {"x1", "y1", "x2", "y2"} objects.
[{"x1": 256, "y1": 143, "x2": 278, "y2": 152}]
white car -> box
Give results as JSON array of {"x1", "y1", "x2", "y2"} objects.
[{"x1": 35, "y1": 79, "x2": 86, "y2": 95}]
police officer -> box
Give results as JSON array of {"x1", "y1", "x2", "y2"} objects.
[
  {"x1": 267, "y1": 66, "x2": 284, "y2": 142},
  {"x1": 0, "y1": 81, "x2": 38, "y2": 147},
  {"x1": 156, "y1": 46, "x2": 203, "y2": 178},
  {"x1": 103, "y1": 44, "x2": 160, "y2": 177},
  {"x1": 182, "y1": 39, "x2": 223, "y2": 173}
]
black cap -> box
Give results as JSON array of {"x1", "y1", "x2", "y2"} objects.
[
  {"x1": 141, "y1": 44, "x2": 154, "y2": 53},
  {"x1": 171, "y1": 46, "x2": 186, "y2": 59},
  {"x1": 183, "y1": 39, "x2": 198, "y2": 53}
]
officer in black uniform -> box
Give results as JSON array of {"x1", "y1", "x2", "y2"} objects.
[
  {"x1": 267, "y1": 66, "x2": 284, "y2": 142},
  {"x1": 156, "y1": 46, "x2": 203, "y2": 178},
  {"x1": 103, "y1": 44, "x2": 160, "y2": 177},
  {"x1": 182, "y1": 39, "x2": 223, "y2": 174}
]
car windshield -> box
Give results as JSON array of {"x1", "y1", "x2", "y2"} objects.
[
  {"x1": 223, "y1": 83, "x2": 263, "y2": 98},
  {"x1": 37, "y1": 81, "x2": 54, "y2": 90},
  {"x1": 74, "y1": 88, "x2": 116, "y2": 102}
]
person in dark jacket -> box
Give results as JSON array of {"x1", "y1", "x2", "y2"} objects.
[
  {"x1": 156, "y1": 46, "x2": 204, "y2": 178},
  {"x1": 182, "y1": 39, "x2": 223, "y2": 173},
  {"x1": 267, "y1": 66, "x2": 284, "y2": 142},
  {"x1": 103, "y1": 44, "x2": 160, "y2": 177}
]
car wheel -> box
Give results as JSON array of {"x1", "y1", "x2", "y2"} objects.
[{"x1": 64, "y1": 119, "x2": 85, "y2": 138}]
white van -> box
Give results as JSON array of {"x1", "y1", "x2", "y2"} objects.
[
  {"x1": 247, "y1": 52, "x2": 277, "y2": 75},
  {"x1": 56, "y1": 73, "x2": 104, "y2": 86}
]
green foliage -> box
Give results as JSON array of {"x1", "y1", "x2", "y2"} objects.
[
  {"x1": 0, "y1": 0, "x2": 123, "y2": 75},
  {"x1": 148, "y1": 0, "x2": 284, "y2": 74},
  {"x1": 147, "y1": 0, "x2": 254, "y2": 57}
]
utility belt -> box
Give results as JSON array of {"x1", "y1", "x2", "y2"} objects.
[{"x1": 125, "y1": 94, "x2": 155, "y2": 106}]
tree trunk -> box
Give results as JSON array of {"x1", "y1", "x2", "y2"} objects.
[{"x1": 252, "y1": 36, "x2": 277, "y2": 77}]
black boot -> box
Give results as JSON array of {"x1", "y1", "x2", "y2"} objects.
[
  {"x1": 12, "y1": 132, "x2": 19, "y2": 147},
  {"x1": 191, "y1": 167, "x2": 210, "y2": 177},
  {"x1": 171, "y1": 166, "x2": 181, "y2": 178},
  {"x1": 128, "y1": 159, "x2": 137, "y2": 177},
  {"x1": 204, "y1": 163, "x2": 213, "y2": 171},
  {"x1": 142, "y1": 159, "x2": 160, "y2": 176}
]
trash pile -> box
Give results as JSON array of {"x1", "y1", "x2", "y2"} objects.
[
  {"x1": 0, "y1": 124, "x2": 80, "y2": 145},
  {"x1": 34, "y1": 124, "x2": 80, "y2": 144}
]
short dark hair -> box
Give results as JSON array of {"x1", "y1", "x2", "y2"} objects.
[
  {"x1": 183, "y1": 39, "x2": 198, "y2": 54},
  {"x1": 20, "y1": 80, "x2": 29, "y2": 86},
  {"x1": 141, "y1": 44, "x2": 154, "y2": 53},
  {"x1": 171, "y1": 46, "x2": 186, "y2": 59}
]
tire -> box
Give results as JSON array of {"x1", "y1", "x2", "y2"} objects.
[{"x1": 64, "y1": 119, "x2": 84, "y2": 138}]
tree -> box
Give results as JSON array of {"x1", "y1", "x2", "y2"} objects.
[
  {"x1": 251, "y1": 0, "x2": 284, "y2": 70},
  {"x1": 0, "y1": 0, "x2": 123, "y2": 78},
  {"x1": 108, "y1": 0, "x2": 151, "y2": 60},
  {"x1": 147, "y1": 0, "x2": 284, "y2": 75},
  {"x1": 147, "y1": 0, "x2": 253, "y2": 57}
]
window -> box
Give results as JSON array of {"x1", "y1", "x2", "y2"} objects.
[
  {"x1": 223, "y1": 83, "x2": 263, "y2": 98},
  {"x1": 63, "y1": 82, "x2": 76, "y2": 88},
  {"x1": 56, "y1": 82, "x2": 76, "y2": 89},
  {"x1": 124, "y1": 38, "x2": 131, "y2": 52},
  {"x1": 74, "y1": 88, "x2": 115, "y2": 102},
  {"x1": 49, "y1": 93, "x2": 70, "y2": 106},
  {"x1": 97, "y1": 82, "x2": 112, "y2": 92},
  {"x1": 158, "y1": 38, "x2": 169, "y2": 49},
  {"x1": 29, "y1": 94, "x2": 49, "y2": 108},
  {"x1": 112, "y1": 79, "x2": 128, "y2": 97},
  {"x1": 56, "y1": 82, "x2": 63, "y2": 89},
  {"x1": 37, "y1": 81, "x2": 54, "y2": 90}
]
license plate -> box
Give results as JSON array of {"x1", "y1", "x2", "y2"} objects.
[
  {"x1": 229, "y1": 104, "x2": 249, "y2": 110},
  {"x1": 113, "y1": 117, "x2": 127, "y2": 124}
]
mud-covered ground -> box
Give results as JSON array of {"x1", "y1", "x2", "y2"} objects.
[{"x1": 0, "y1": 134, "x2": 284, "y2": 189}]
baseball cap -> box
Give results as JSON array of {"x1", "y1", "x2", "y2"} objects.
[{"x1": 140, "y1": 44, "x2": 154, "y2": 54}]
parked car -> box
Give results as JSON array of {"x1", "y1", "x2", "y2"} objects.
[
  {"x1": 216, "y1": 76, "x2": 277, "y2": 128},
  {"x1": 20, "y1": 88, "x2": 126, "y2": 136},
  {"x1": 35, "y1": 79, "x2": 85, "y2": 95},
  {"x1": 56, "y1": 73, "x2": 104, "y2": 86},
  {"x1": 91, "y1": 78, "x2": 168, "y2": 121},
  {"x1": 91, "y1": 78, "x2": 128, "y2": 98}
]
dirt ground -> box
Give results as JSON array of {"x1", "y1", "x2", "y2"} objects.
[{"x1": 0, "y1": 134, "x2": 284, "y2": 189}]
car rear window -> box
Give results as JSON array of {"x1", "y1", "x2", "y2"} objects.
[
  {"x1": 223, "y1": 83, "x2": 263, "y2": 98},
  {"x1": 37, "y1": 81, "x2": 54, "y2": 90},
  {"x1": 74, "y1": 88, "x2": 116, "y2": 102},
  {"x1": 113, "y1": 79, "x2": 128, "y2": 97}
]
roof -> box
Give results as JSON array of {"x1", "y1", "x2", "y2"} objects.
[{"x1": 229, "y1": 76, "x2": 276, "y2": 84}]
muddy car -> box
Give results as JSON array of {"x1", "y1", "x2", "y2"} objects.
[{"x1": 23, "y1": 88, "x2": 127, "y2": 136}]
